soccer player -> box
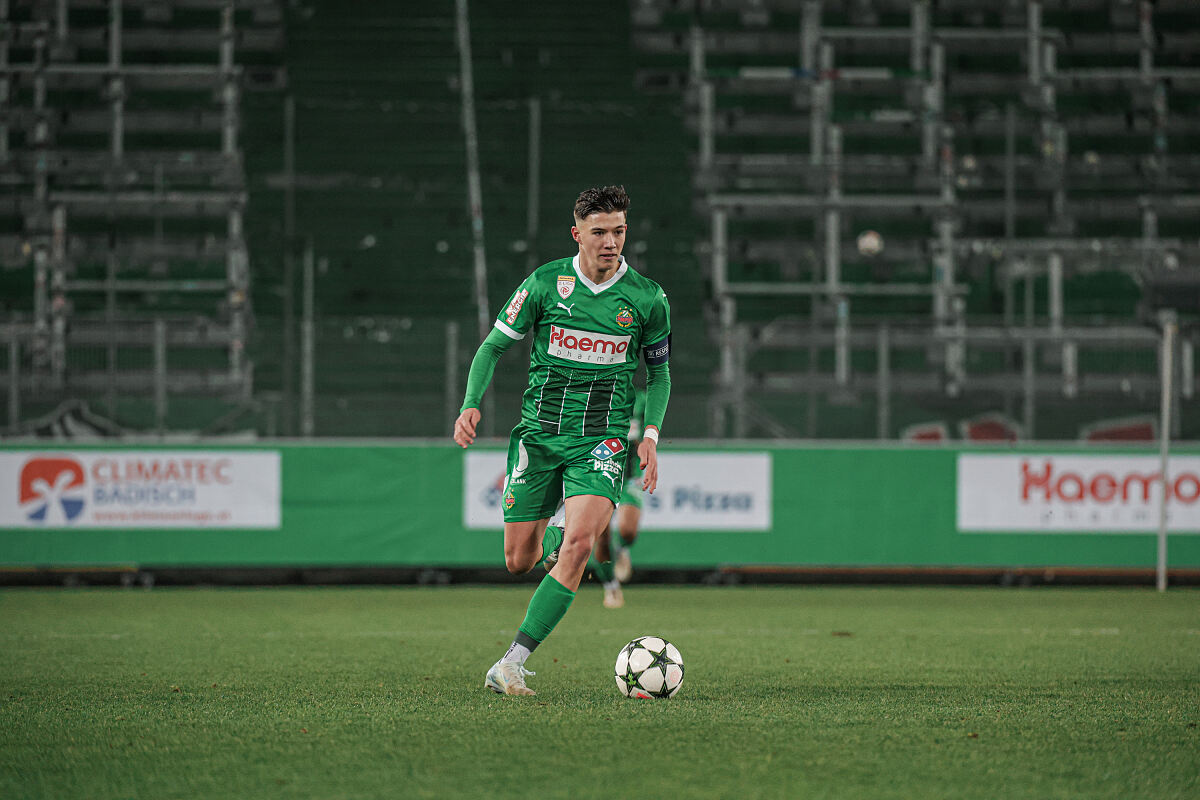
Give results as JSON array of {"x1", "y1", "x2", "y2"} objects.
[{"x1": 453, "y1": 185, "x2": 671, "y2": 696}]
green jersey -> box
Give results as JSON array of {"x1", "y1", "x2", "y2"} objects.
[{"x1": 494, "y1": 255, "x2": 671, "y2": 440}]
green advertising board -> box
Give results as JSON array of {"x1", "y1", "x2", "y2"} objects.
[{"x1": 0, "y1": 442, "x2": 1197, "y2": 569}]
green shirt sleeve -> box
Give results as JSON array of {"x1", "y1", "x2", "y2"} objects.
[
  {"x1": 643, "y1": 288, "x2": 671, "y2": 347},
  {"x1": 460, "y1": 326, "x2": 518, "y2": 411},
  {"x1": 495, "y1": 275, "x2": 541, "y2": 339},
  {"x1": 643, "y1": 363, "x2": 670, "y2": 433},
  {"x1": 640, "y1": 286, "x2": 671, "y2": 434}
]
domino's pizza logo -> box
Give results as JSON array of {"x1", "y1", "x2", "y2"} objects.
[
  {"x1": 20, "y1": 457, "x2": 87, "y2": 524},
  {"x1": 590, "y1": 438, "x2": 626, "y2": 461}
]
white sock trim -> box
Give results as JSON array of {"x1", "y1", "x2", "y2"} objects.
[{"x1": 501, "y1": 642, "x2": 532, "y2": 666}]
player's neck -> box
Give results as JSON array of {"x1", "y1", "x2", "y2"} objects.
[{"x1": 578, "y1": 254, "x2": 619, "y2": 285}]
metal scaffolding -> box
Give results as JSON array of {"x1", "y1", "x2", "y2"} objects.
[
  {"x1": 1, "y1": 0, "x2": 278, "y2": 434},
  {"x1": 640, "y1": 0, "x2": 1200, "y2": 439}
]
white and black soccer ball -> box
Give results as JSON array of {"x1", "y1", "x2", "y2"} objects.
[{"x1": 614, "y1": 636, "x2": 684, "y2": 699}]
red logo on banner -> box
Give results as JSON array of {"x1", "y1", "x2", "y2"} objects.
[{"x1": 20, "y1": 457, "x2": 87, "y2": 523}]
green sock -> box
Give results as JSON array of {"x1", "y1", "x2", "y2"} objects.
[
  {"x1": 516, "y1": 574, "x2": 576, "y2": 645},
  {"x1": 541, "y1": 525, "x2": 564, "y2": 565},
  {"x1": 590, "y1": 556, "x2": 614, "y2": 584}
]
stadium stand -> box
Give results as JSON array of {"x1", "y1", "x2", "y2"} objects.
[
  {"x1": 2, "y1": 1, "x2": 1196, "y2": 440},
  {"x1": 2, "y1": 0, "x2": 283, "y2": 433},
  {"x1": 240, "y1": 1, "x2": 707, "y2": 437},
  {"x1": 631, "y1": 0, "x2": 1199, "y2": 440}
]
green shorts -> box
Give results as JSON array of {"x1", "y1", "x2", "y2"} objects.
[
  {"x1": 502, "y1": 424, "x2": 627, "y2": 523},
  {"x1": 620, "y1": 480, "x2": 644, "y2": 510}
]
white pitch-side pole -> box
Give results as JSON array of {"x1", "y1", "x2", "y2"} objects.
[
  {"x1": 445, "y1": 321, "x2": 460, "y2": 430},
  {"x1": 525, "y1": 96, "x2": 541, "y2": 271},
  {"x1": 301, "y1": 239, "x2": 314, "y2": 439},
  {"x1": 456, "y1": 0, "x2": 489, "y2": 342},
  {"x1": 8, "y1": 336, "x2": 20, "y2": 430},
  {"x1": 1156, "y1": 319, "x2": 1176, "y2": 592},
  {"x1": 455, "y1": 0, "x2": 493, "y2": 436}
]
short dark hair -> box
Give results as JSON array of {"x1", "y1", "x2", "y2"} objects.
[{"x1": 573, "y1": 185, "x2": 630, "y2": 222}]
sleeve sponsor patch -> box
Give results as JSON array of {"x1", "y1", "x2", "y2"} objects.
[
  {"x1": 643, "y1": 335, "x2": 670, "y2": 366},
  {"x1": 504, "y1": 289, "x2": 530, "y2": 325}
]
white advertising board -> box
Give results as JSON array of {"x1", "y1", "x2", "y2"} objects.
[
  {"x1": 0, "y1": 451, "x2": 281, "y2": 529},
  {"x1": 463, "y1": 450, "x2": 510, "y2": 530},
  {"x1": 957, "y1": 453, "x2": 1200, "y2": 533},
  {"x1": 463, "y1": 451, "x2": 772, "y2": 531}
]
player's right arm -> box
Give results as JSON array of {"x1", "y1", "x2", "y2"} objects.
[
  {"x1": 453, "y1": 407, "x2": 482, "y2": 448},
  {"x1": 453, "y1": 326, "x2": 516, "y2": 447},
  {"x1": 453, "y1": 277, "x2": 542, "y2": 448}
]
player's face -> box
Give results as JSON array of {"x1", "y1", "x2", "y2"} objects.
[{"x1": 572, "y1": 211, "x2": 627, "y2": 278}]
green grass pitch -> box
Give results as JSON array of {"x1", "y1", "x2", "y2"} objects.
[{"x1": 1, "y1": 585, "x2": 1197, "y2": 799}]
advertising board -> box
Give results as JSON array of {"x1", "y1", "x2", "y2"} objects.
[{"x1": 0, "y1": 451, "x2": 281, "y2": 529}]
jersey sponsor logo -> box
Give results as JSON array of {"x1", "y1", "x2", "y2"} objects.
[
  {"x1": 505, "y1": 289, "x2": 530, "y2": 325},
  {"x1": 615, "y1": 306, "x2": 635, "y2": 328},
  {"x1": 557, "y1": 276, "x2": 575, "y2": 299},
  {"x1": 547, "y1": 325, "x2": 630, "y2": 365},
  {"x1": 590, "y1": 438, "x2": 626, "y2": 461},
  {"x1": 643, "y1": 335, "x2": 670, "y2": 366}
]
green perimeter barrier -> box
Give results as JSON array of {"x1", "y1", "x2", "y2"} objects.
[{"x1": 0, "y1": 441, "x2": 1197, "y2": 569}]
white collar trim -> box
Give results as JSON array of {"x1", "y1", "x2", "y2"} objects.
[{"x1": 572, "y1": 254, "x2": 628, "y2": 294}]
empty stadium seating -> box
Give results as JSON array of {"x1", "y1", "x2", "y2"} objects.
[
  {"x1": 3, "y1": 1, "x2": 1196, "y2": 439},
  {"x1": 631, "y1": 0, "x2": 1199, "y2": 440},
  {"x1": 3, "y1": 0, "x2": 283, "y2": 432},
  {"x1": 239, "y1": 1, "x2": 706, "y2": 436}
]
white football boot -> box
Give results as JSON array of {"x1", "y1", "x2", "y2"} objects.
[
  {"x1": 614, "y1": 549, "x2": 633, "y2": 583},
  {"x1": 603, "y1": 585, "x2": 625, "y2": 609},
  {"x1": 485, "y1": 660, "x2": 537, "y2": 696}
]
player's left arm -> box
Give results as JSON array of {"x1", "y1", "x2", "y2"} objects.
[
  {"x1": 638, "y1": 364, "x2": 670, "y2": 493},
  {"x1": 639, "y1": 290, "x2": 672, "y2": 493}
]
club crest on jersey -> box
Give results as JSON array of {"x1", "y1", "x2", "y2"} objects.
[
  {"x1": 615, "y1": 306, "x2": 635, "y2": 328},
  {"x1": 590, "y1": 438, "x2": 626, "y2": 461},
  {"x1": 557, "y1": 276, "x2": 575, "y2": 300}
]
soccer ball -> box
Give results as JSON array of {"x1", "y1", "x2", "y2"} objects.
[
  {"x1": 856, "y1": 229, "x2": 883, "y2": 256},
  {"x1": 614, "y1": 636, "x2": 684, "y2": 699}
]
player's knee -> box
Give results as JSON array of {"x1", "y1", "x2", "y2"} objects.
[
  {"x1": 558, "y1": 533, "x2": 595, "y2": 567},
  {"x1": 503, "y1": 546, "x2": 537, "y2": 574}
]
